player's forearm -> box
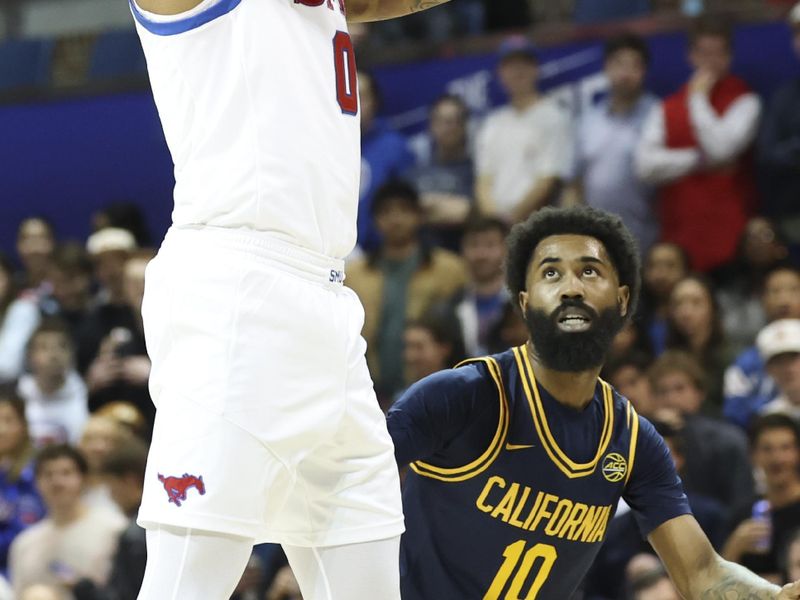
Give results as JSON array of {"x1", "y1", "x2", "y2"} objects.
[
  {"x1": 347, "y1": 0, "x2": 453, "y2": 22},
  {"x1": 692, "y1": 555, "x2": 781, "y2": 599}
]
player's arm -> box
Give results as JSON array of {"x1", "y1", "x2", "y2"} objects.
[
  {"x1": 347, "y1": 0, "x2": 453, "y2": 23},
  {"x1": 387, "y1": 365, "x2": 496, "y2": 466},
  {"x1": 649, "y1": 515, "x2": 800, "y2": 599},
  {"x1": 134, "y1": 0, "x2": 202, "y2": 15}
]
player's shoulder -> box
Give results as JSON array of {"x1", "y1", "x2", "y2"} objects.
[
  {"x1": 403, "y1": 360, "x2": 493, "y2": 399},
  {"x1": 396, "y1": 349, "x2": 515, "y2": 405}
]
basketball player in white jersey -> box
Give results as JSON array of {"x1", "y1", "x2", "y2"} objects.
[{"x1": 128, "y1": 0, "x2": 452, "y2": 598}]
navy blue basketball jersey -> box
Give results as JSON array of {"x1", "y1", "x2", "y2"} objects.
[{"x1": 387, "y1": 345, "x2": 691, "y2": 600}]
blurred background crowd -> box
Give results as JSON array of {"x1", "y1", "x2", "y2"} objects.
[{"x1": 2, "y1": 0, "x2": 800, "y2": 599}]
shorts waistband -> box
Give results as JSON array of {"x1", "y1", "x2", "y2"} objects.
[{"x1": 163, "y1": 226, "x2": 346, "y2": 287}]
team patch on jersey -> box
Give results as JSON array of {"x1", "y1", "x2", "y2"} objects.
[
  {"x1": 158, "y1": 473, "x2": 206, "y2": 507},
  {"x1": 601, "y1": 453, "x2": 628, "y2": 483}
]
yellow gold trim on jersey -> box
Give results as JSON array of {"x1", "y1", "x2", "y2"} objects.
[
  {"x1": 513, "y1": 346, "x2": 614, "y2": 479},
  {"x1": 626, "y1": 400, "x2": 633, "y2": 429},
  {"x1": 625, "y1": 402, "x2": 639, "y2": 486},
  {"x1": 410, "y1": 357, "x2": 510, "y2": 483}
]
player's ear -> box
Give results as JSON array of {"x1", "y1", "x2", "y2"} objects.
[
  {"x1": 617, "y1": 285, "x2": 630, "y2": 318},
  {"x1": 519, "y1": 291, "x2": 528, "y2": 313}
]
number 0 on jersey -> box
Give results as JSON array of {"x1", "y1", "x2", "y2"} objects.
[{"x1": 333, "y1": 31, "x2": 358, "y2": 115}]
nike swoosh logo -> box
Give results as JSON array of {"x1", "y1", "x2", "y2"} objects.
[{"x1": 505, "y1": 443, "x2": 535, "y2": 451}]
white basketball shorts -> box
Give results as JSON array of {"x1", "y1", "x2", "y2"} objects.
[{"x1": 137, "y1": 226, "x2": 404, "y2": 547}]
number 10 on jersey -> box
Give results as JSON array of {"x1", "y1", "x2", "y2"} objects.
[
  {"x1": 484, "y1": 541, "x2": 558, "y2": 600},
  {"x1": 333, "y1": 31, "x2": 358, "y2": 115}
]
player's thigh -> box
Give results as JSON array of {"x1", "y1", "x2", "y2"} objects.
[
  {"x1": 284, "y1": 286, "x2": 403, "y2": 545},
  {"x1": 283, "y1": 536, "x2": 401, "y2": 600},
  {"x1": 143, "y1": 240, "x2": 349, "y2": 455},
  {"x1": 138, "y1": 525, "x2": 254, "y2": 600},
  {"x1": 138, "y1": 392, "x2": 294, "y2": 539}
]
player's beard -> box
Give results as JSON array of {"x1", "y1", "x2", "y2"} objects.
[{"x1": 524, "y1": 300, "x2": 625, "y2": 373}]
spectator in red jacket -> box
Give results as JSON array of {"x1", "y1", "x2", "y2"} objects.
[{"x1": 636, "y1": 18, "x2": 761, "y2": 273}]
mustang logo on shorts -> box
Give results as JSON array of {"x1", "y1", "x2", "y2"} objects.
[{"x1": 158, "y1": 473, "x2": 206, "y2": 507}]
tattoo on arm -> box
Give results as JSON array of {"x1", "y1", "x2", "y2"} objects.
[{"x1": 699, "y1": 561, "x2": 781, "y2": 600}]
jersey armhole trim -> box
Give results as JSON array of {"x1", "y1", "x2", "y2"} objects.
[
  {"x1": 129, "y1": 0, "x2": 241, "y2": 36},
  {"x1": 624, "y1": 402, "x2": 639, "y2": 488},
  {"x1": 410, "y1": 357, "x2": 510, "y2": 483}
]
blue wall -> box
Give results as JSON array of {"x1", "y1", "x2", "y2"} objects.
[
  {"x1": 0, "y1": 20, "x2": 798, "y2": 256},
  {"x1": 0, "y1": 93, "x2": 173, "y2": 255}
]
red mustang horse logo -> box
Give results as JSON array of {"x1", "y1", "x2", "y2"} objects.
[{"x1": 158, "y1": 473, "x2": 206, "y2": 507}]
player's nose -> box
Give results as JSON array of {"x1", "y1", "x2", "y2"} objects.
[{"x1": 559, "y1": 271, "x2": 585, "y2": 300}]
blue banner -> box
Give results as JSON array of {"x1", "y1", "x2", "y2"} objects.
[{"x1": 1, "y1": 20, "x2": 798, "y2": 257}]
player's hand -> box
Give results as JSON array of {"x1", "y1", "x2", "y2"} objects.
[
  {"x1": 777, "y1": 580, "x2": 800, "y2": 599},
  {"x1": 689, "y1": 69, "x2": 717, "y2": 96},
  {"x1": 724, "y1": 519, "x2": 772, "y2": 558}
]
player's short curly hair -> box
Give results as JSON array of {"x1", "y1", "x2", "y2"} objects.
[{"x1": 505, "y1": 206, "x2": 641, "y2": 317}]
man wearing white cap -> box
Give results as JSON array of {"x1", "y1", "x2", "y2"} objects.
[
  {"x1": 758, "y1": 2, "x2": 800, "y2": 245},
  {"x1": 85, "y1": 228, "x2": 137, "y2": 310},
  {"x1": 77, "y1": 228, "x2": 138, "y2": 374},
  {"x1": 758, "y1": 319, "x2": 800, "y2": 420}
]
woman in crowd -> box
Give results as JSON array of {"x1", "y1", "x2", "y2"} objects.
[
  {"x1": 0, "y1": 388, "x2": 45, "y2": 577},
  {"x1": 666, "y1": 274, "x2": 739, "y2": 413},
  {"x1": 0, "y1": 254, "x2": 40, "y2": 384},
  {"x1": 716, "y1": 217, "x2": 790, "y2": 348},
  {"x1": 639, "y1": 242, "x2": 690, "y2": 355}
]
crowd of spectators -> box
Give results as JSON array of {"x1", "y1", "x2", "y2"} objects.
[{"x1": 1, "y1": 5, "x2": 800, "y2": 599}]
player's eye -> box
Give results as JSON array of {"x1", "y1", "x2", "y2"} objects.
[
  {"x1": 543, "y1": 268, "x2": 558, "y2": 279},
  {"x1": 583, "y1": 267, "x2": 599, "y2": 277}
]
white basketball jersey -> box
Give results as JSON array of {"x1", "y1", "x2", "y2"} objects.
[{"x1": 131, "y1": 0, "x2": 361, "y2": 258}]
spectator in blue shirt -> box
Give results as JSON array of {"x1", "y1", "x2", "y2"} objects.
[
  {"x1": 0, "y1": 388, "x2": 45, "y2": 577},
  {"x1": 357, "y1": 71, "x2": 415, "y2": 253},
  {"x1": 441, "y1": 217, "x2": 509, "y2": 358},
  {"x1": 723, "y1": 264, "x2": 800, "y2": 429},
  {"x1": 567, "y1": 33, "x2": 659, "y2": 255},
  {"x1": 406, "y1": 94, "x2": 475, "y2": 251}
]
